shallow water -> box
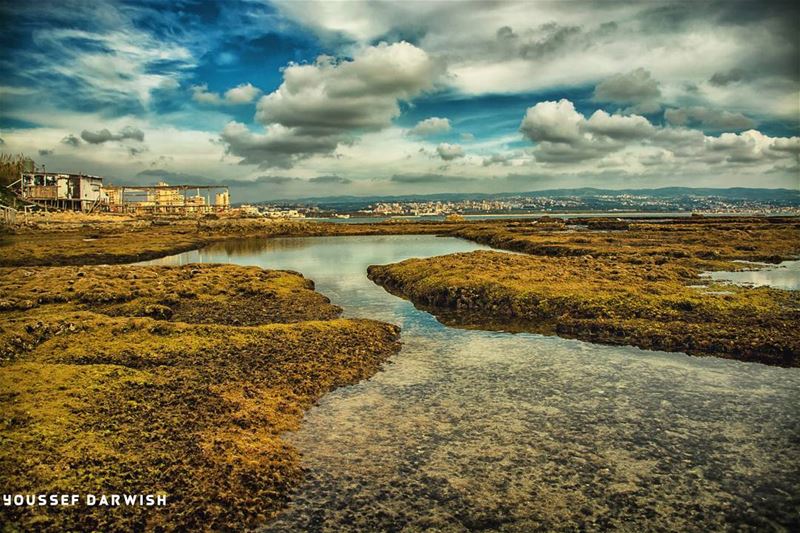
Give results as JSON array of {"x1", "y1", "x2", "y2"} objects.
[
  {"x1": 145, "y1": 235, "x2": 800, "y2": 531},
  {"x1": 702, "y1": 260, "x2": 800, "y2": 291}
]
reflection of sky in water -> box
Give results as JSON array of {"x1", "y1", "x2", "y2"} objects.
[
  {"x1": 145, "y1": 236, "x2": 800, "y2": 531},
  {"x1": 702, "y1": 260, "x2": 800, "y2": 291}
]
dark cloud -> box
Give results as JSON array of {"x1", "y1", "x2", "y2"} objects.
[
  {"x1": 308, "y1": 175, "x2": 352, "y2": 184},
  {"x1": 709, "y1": 68, "x2": 747, "y2": 87},
  {"x1": 254, "y1": 176, "x2": 301, "y2": 185},
  {"x1": 220, "y1": 123, "x2": 340, "y2": 169},
  {"x1": 519, "y1": 23, "x2": 581, "y2": 59},
  {"x1": 664, "y1": 106, "x2": 756, "y2": 130},
  {"x1": 38, "y1": 149, "x2": 53, "y2": 156},
  {"x1": 390, "y1": 174, "x2": 472, "y2": 184},
  {"x1": 135, "y1": 170, "x2": 303, "y2": 188},
  {"x1": 60, "y1": 134, "x2": 81, "y2": 147},
  {"x1": 594, "y1": 68, "x2": 661, "y2": 105},
  {"x1": 81, "y1": 126, "x2": 145, "y2": 144}
]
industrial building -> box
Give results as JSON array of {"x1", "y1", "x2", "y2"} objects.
[
  {"x1": 104, "y1": 182, "x2": 230, "y2": 214},
  {"x1": 16, "y1": 171, "x2": 107, "y2": 212}
]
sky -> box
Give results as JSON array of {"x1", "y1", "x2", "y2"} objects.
[{"x1": 0, "y1": 0, "x2": 798, "y2": 200}]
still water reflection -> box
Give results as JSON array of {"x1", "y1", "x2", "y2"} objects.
[
  {"x1": 702, "y1": 260, "x2": 800, "y2": 291},
  {"x1": 144, "y1": 235, "x2": 800, "y2": 531}
]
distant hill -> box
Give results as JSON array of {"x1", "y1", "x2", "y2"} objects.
[{"x1": 258, "y1": 187, "x2": 800, "y2": 208}]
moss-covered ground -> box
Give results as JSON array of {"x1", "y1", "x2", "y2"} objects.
[
  {"x1": 368, "y1": 217, "x2": 800, "y2": 367},
  {"x1": 0, "y1": 264, "x2": 400, "y2": 531}
]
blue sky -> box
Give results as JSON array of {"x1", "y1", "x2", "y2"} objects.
[{"x1": 0, "y1": 0, "x2": 798, "y2": 200}]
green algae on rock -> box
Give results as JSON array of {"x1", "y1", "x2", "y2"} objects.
[
  {"x1": 0, "y1": 264, "x2": 401, "y2": 531},
  {"x1": 367, "y1": 250, "x2": 800, "y2": 367}
]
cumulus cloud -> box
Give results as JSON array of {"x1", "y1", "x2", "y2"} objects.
[
  {"x1": 584, "y1": 110, "x2": 656, "y2": 140},
  {"x1": 255, "y1": 42, "x2": 440, "y2": 134},
  {"x1": 520, "y1": 100, "x2": 625, "y2": 163},
  {"x1": 706, "y1": 130, "x2": 800, "y2": 164},
  {"x1": 594, "y1": 68, "x2": 661, "y2": 113},
  {"x1": 436, "y1": 143, "x2": 465, "y2": 161},
  {"x1": 520, "y1": 98, "x2": 799, "y2": 169},
  {"x1": 408, "y1": 117, "x2": 451, "y2": 136},
  {"x1": 664, "y1": 106, "x2": 756, "y2": 130},
  {"x1": 520, "y1": 99, "x2": 583, "y2": 143},
  {"x1": 224, "y1": 83, "x2": 261, "y2": 104},
  {"x1": 191, "y1": 82, "x2": 262, "y2": 105},
  {"x1": 80, "y1": 126, "x2": 144, "y2": 144},
  {"x1": 222, "y1": 41, "x2": 442, "y2": 168}
]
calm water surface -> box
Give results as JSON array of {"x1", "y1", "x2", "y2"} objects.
[
  {"x1": 701, "y1": 260, "x2": 800, "y2": 291},
  {"x1": 145, "y1": 235, "x2": 800, "y2": 531}
]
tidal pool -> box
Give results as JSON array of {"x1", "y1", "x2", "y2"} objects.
[
  {"x1": 145, "y1": 235, "x2": 800, "y2": 531},
  {"x1": 701, "y1": 260, "x2": 800, "y2": 291}
]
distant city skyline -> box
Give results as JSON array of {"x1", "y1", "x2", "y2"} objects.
[{"x1": 0, "y1": 0, "x2": 798, "y2": 199}]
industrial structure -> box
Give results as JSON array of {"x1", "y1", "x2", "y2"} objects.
[
  {"x1": 15, "y1": 171, "x2": 107, "y2": 212},
  {"x1": 7, "y1": 158, "x2": 231, "y2": 215},
  {"x1": 104, "y1": 182, "x2": 230, "y2": 214}
]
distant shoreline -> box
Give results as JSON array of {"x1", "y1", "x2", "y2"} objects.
[{"x1": 306, "y1": 211, "x2": 798, "y2": 223}]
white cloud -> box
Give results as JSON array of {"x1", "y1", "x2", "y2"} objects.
[
  {"x1": 273, "y1": 2, "x2": 798, "y2": 123},
  {"x1": 519, "y1": 99, "x2": 800, "y2": 170},
  {"x1": 520, "y1": 99, "x2": 583, "y2": 143},
  {"x1": 26, "y1": 22, "x2": 192, "y2": 110},
  {"x1": 584, "y1": 110, "x2": 656, "y2": 140},
  {"x1": 224, "y1": 83, "x2": 261, "y2": 104},
  {"x1": 223, "y1": 41, "x2": 443, "y2": 168},
  {"x1": 436, "y1": 143, "x2": 465, "y2": 161},
  {"x1": 408, "y1": 117, "x2": 451, "y2": 136},
  {"x1": 192, "y1": 82, "x2": 262, "y2": 105}
]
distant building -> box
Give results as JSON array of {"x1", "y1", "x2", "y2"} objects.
[
  {"x1": 18, "y1": 171, "x2": 107, "y2": 212},
  {"x1": 104, "y1": 181, "x2": 231, "y2": 214}
]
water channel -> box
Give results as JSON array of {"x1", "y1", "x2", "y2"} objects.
[{"x1": 144, "y1": 235, "x2": 800, "y2": 531}]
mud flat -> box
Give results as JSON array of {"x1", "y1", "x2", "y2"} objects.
[
  {"x1": 368, "y1": 218, "x2": 800, "y2": 367},
  {"x1": 0, "y1": 264, "x2": 400, "y2": 530}
]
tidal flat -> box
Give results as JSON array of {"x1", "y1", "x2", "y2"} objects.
[
  {"x1": 369, "y1": 217, "x2": 800, "y2": 367},
  {"x1": 1, "y1": 215, "x2": 798, "y2": 530},
  {"x1": 0, "y1": 263, "x2": 400, "y2": 531}
]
